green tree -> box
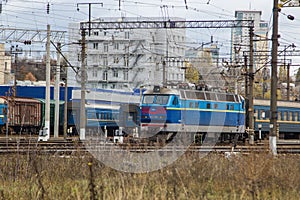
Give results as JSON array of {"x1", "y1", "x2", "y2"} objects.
[{"x1": 185, "y1": 64, "x2": 199, "y2": 84}]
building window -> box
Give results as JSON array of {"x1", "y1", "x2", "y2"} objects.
[
  {"x1": 103, "y1": 70, "x2": 108, "y2": 80},
  {"x1": 93, "y1": 43, "x2": 98, "y2": 49},
  {"x1": 124, "y1": 70, "x2": 128, "y2": 80},
  {"x1": 92, "y1": 67, "x2": 97, "y2": 77},
  {"x1": 124, "y1": 55, "x2": 129, "y2": 67},
  {"x1": 113, "y1": 70, "x2": 118, "y2": 78},
  {"x1": 104, "y1": 43, "x2": 108, "y2": 52},
  {"x1": 125, "y1": 32, "x2": 130, "y2": 39},
  {"x1": 114, "y1": 42, "x2": 119, "y2": 50},
  {"x1": 124, "y1": 45, "x2": 129, "y2": 53},
  {"x1": 4, "y1": 62, "x2": 7, "y2": 71},
  {"x1": 114, "y1": 56, "x2": 119, "y2": 63},
  {"x1": 93, "y1": 31, "x2": 99, "y2": 36},
  {"x1": 103, "y1": 56, "x2": 108, "y2": 66}
]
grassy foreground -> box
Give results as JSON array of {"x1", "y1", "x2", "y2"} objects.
[{"x1": 0, "y1": 151, "x2": 299, "y2": 200}]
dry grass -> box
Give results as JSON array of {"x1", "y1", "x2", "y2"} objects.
[{"x1": 0, "y1": 150, "x2": 299, "y2": 200}]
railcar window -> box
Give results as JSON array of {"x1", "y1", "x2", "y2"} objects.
[
  {"x1": 185, "y1": 91, "x2": 197, "y2": 99},
  {"x1": 206, "y1": 92, "x2": 216, "y2": 101},
  {"x1": 214, "y1": 104, "x2": 218, "y2": 109},
  {"x1": 180, "y1": 90, "x2": 186, "y2": 98},
  {"x1": 195, "y1": 102, "x2": 199, "y2": 108},
  {"x1": 227, "y1": 95, "x2": 235, "y2": 102},
  {"x1": 230, "y1": 105, "x2": 234, "y2": 110},
  {"x1": 217, "y1": 93, "x2": 226, "y2": 101},
  {"x1": 189, "y1": 102, "x2": 194, "y2": 108},
  {"x1": 278, "y1": 112, "x2": 281, "y2": 120},
  {"x1": 264, "y1": 110, "x2": 270, "y2": 119},
  {"x1": 289, "y1": 112, "x2": 293, "y2": 121},
  {"x1": 207, "y1": 103, "x2": 211, "y2": 109},
  {"x1": 295, "y1": 112, "x2": 299, "y2": 121},
  {"x1": 284, "y1": 111, "x2": 288, "y2": 121},
  {"x1": 226, "y1": 104, "x2": 229, "y2": 110},
  {"x1": 195, "y1": 91, "x2": 205, "y2": 100}
]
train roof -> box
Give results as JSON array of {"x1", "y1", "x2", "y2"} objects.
[
  {"x1": 143, "y1": 86, "x2": 243, "y2": 103},
  {"x1": 143, "y1": 87, "x2": 179, "y2": 95},
  {"x1": 0, "y1": 96, "x2": 41, "y2": 103},
  {"x1": 180, "y1": 90, "x2": 242, "y2": 102},
  {"x1": 254, "y1": 99, "x2": 300, "y2": 108}
]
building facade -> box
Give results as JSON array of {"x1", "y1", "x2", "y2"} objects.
[
  {"x1": 229, "y1": 10, "x2": 269, "y2": 94},
  {"x1": 68, "y1": 17, "x2": 186, "y2": 90},
  {"x1": 0, "y1": 43, "x2": 12, "y2": 85}
]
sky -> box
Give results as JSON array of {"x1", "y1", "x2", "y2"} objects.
[{"x1": 1, "y1": 0, "x2": 300, "y2": 73}]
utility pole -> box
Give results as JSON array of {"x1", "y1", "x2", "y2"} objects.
[
  {"x1": 80, "y1": 29, "x2": 86, "y2": 140},
  {"x1": 248, "y1": 26, "x2": 255, "y2": 145},
  {"x1": 45, "y1": 24, "x2": 51, "y2": 141},
  {"x1": 270, "y1": 0, "x2": 279, "y2": 155},
  {"x1": 77, "y1": 2, "x2": 103, "y2": 36},
  {"x1": 54, "y1": 42, "x2": 61, "y2": 138},
  {"x1": 63, "y1": 66, "x2": 68, "y2": 140},
  {"x1": 287, "y1": 63, "x2": 290, "y2": 101}
]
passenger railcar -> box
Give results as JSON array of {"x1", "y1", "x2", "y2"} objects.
[
  {"x1": 254, "y1": 99, "x2": 300, "y2": 139},
  {"x1": 139, "y1": 86, "x2": 246, "y2": 143},
  {"x1": 67, "y1": 100, "x2": 120, "y2": 137}
]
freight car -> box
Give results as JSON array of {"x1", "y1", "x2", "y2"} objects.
[{"x1": 0, "y1": 96, "x2": 42, "y2": 134}]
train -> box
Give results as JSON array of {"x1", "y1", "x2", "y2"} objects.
[
  {"x1": 117, "y1": 85, "x2": 300, "y2": 143},
  {"x1": 118, "y1": 85, "x2": 246, "y2": 143},
  {"x1": 0, "y1": 85, "x2": 300, "y2": 143},
  {"x1": 0, "y1": 86, "x2": 141, "y2": 137},
  {"x1": 254, "y1": 99, "x2": 300, "y2": 140}
]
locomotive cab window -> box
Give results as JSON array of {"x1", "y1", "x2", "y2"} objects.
[
  {"x1": 172, "y1": 96, "x2": 179, "y2": 106},
  {"x1": 143, "y1": 95, "x2": 155, "y2": 104},
  {"x1": 143, "y1": 95, "x2": 170, "y2": 105},
  {"x1": 156, "y1": 95, "x2": 170, "y2": 105}
]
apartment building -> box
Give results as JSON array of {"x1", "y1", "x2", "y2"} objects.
[
  {"x1": 0, "y1": 43, "x2": 12, "y2": 85},
  {"x1": 68, "y1": 17, "x2": 186, "y2": 90}
]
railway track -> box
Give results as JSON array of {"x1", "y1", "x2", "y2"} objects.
[{"x1": 0, "y1": 137, "x2": 299, "y2": 154}]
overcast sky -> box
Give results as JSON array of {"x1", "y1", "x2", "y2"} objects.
[{"x1": 1, "y1": 0, "x2": 299, "y2": 69}]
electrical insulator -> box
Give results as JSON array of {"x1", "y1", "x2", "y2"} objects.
[{"x1": 47, "y1": 3, "x2": 50, "y2": 14}]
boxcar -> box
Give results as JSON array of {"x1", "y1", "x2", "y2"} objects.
[{"x1": 0, "y1": 96, "x2": 42, "y2": 134}]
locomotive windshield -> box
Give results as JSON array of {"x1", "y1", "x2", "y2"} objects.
[{"x1": 143, "y1": 95, "x2": 170, "y2": 105}]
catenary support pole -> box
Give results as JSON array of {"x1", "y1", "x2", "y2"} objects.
[
  {"x1": 64, "y1": 65, "x2": 68, "y2": 140},
  {"x1": 270, "y1": 0, "x2": 279, "y2": 155},
  {"x1": 45, "y1": 24, "x2": 51, "y2": 141},
  {"x1": 54, "y1": 42, "x2": 61, "y2": 138},
  {"x1": 80, "y1": 29, "x2": 86, "y2": 140},
  {"x1": 248, "y1": 26, "x2": 254, "y2": 145}
]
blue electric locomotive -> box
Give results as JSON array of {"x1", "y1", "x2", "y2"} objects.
[{"x1": 139, "y1": 86, "x2": 246, "y2": 142}]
